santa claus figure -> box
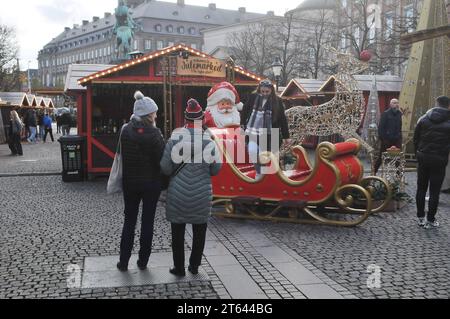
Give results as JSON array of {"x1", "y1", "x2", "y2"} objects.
[{"x1": 204, "y1": 82, "x2": 243, "y2": 129}]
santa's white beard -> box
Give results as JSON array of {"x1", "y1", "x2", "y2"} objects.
[{"x1": 210, "y1": 106, "x2": 241, "y2": 128}]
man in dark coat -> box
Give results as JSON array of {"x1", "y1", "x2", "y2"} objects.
[
  {"x1": 414, "y1": 96, "x2": 450, "y2": 229},
  {"x1": 374, "y1": 98, "x2": 403, "y2": 174}
]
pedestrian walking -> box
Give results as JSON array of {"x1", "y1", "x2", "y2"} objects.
[
  {"x1": 42, "y1": 114, "x2": 54, "y2": 143},
  {"x1": 374, "y1": 99, "x2": 403, "y2": 174},
  {"x1": 8, "y1": 110, "x2": 24, "y2": 156},
  {"x1": 116, "y1": 91, "x2": 165, "y2": 272},
  {"x1": 160, "y1": 99, "x2": 222, "y2": 277},
  {"x1": 56, "y1": 114, "x2": 62, "y2": 134},
  {"x1": 61, "y1": 112, "x2": 71, "y2": 136},
  {"x1": 27, "y1": 109, "x2": 38, "y2": 143},
  {"x1": 37, "y1": 111, "x2": 44, "y2": 141},
  {"x1": 442, "y1": 156, "x2": 450, "y2": 194},
  {"x1": 414, "y1": 96, "x2": 450, "y2": 228},
  {"x1": 241, "y1": 79, "x2": 291, "y2": 180}
]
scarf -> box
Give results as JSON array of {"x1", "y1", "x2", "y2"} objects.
[{"x1": 245, "y1": 94, "x2": 273, "y2": 136}]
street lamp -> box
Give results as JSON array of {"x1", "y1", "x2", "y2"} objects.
[
  {"x1": 271, "y1": 57, "x2": 283, "y2": 92},
  {"x1": 27, "y1": 61, "x2": 32, "y2": 94}
]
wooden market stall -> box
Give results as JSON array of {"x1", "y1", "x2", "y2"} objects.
[
  {"x1": 73, "y1": 44, "x2": 263, "y2": 178},
  {"x1": 0, "y1": 93, "x2": 30, "y2": 143}
]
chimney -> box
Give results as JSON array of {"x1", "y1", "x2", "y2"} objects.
[
  {"x1": 73, "y1": 24, "x2": 79, "y2": 29},
  {"x1": 104, "y1": 12, "x2": 111, "y2": 18},
  {"x1": 209, "y1": 3, "x2": 216, "y2": 10},
  {"x1": 267, "y1": 11, "x2": 274, "y2": 16},
  {"x1": 82, "y1": 20, "x2": 89, "y2": 26},
  {"x1": 64, "y1": 27, "x2": 70, "y2": 32},
  {"x1": 93, "y1": 16, "x2": 99, "y2": 22},
  {"x1": 177, "y1": 0, "x2": 185, "y2": 6},
  {"x1": 238, "y1": 7, "x2": 246, "y2": 14}
]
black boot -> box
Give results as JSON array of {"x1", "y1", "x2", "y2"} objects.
[
  {"x1": 116, "y1": 262, "x2": 128, "y2": 272},
  {"x1": 188, "y1": 265, "x2": 199, "y2": 275},
  {"x1": 169, "y1": 268, "x2": 186, "y2": 277},
  {"x1": 137, "y1": 260, "x2": 148, "y2": 271}
]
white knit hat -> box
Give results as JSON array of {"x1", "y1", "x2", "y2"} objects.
[{"x1": 133, "y1": 91, "x2": 158, "y2": 117}]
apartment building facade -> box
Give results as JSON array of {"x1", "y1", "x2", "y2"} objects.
[{"x1": 38, "y1": 0, "x2": 264, "y2": 88}]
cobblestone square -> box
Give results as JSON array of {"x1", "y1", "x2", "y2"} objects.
[{"x1": 1, "y1": 141, "x2": 449, "y2": 299}]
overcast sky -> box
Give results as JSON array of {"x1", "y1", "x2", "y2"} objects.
[{"x1": 0, "y1": 0, "x2": 303, "y2": 70}]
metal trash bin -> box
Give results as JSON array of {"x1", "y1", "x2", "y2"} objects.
[{"x1": 58, "y1": 135, "x2": 86, "y2": 182}]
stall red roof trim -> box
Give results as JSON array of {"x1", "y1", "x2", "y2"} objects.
[{"x1": 78, "y1": 44, "x2": 263, "y2": 85}]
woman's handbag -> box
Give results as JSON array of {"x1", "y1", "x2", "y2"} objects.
[{"x1": 107, "y1": 127, "x2": 125, "y2": 194}]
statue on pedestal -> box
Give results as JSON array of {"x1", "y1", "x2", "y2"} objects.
[{"x1": 113, "y1": 0, "x2": 141, "y2": 61}]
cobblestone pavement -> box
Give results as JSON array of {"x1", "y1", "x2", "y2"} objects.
[
  {"x1": 0, "y1": 172, "x2": 449, "y2": 299},
  {"x1": 0, "y1": 125, "x2": 63, "y2": 175},
  {"x1": 0, "y1": 138, "x2": 449, "y2": 299},
  {"x1": 255, "y1": 173, "x2": 450, "y2": 299}
]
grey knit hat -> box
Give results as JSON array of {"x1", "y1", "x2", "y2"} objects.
[{"x1": 133, "y1": 91, "x2": 158, "y2": 117}]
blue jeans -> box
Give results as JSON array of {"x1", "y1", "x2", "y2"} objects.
[{"x1": 28, "y1": 127, "x2": 37, "y2": 143}]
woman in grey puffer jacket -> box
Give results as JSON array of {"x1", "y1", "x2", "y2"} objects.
[{"x1": 160, "y1": 99, "x2": 222, "y2": 277}]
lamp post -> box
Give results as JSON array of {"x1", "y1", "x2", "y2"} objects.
[
  {"x1": 27, "y1": 61, "x2": 32, "y2": 94},
  {"x1": 271, "y1": 57, "x2": 283, "y2": 92}
]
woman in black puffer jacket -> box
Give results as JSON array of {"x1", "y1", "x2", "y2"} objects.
[{"x1": 117, "y1": 91, "x2": 165, "y2": 272}]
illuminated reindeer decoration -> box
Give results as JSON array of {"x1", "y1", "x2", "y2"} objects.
[{"x1": 282, "y1": 48, "x2": 372, "y2": 157}]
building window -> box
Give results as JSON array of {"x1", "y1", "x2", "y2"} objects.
[
  {"x1": 155, "y1": 24, "x2": 162, "y2": 32},
  {"x1": 404, "y1": 5, "x2": 415, "y2": 33},
  {"x1": 340, "y1": 37, "x2": 346, "y2": 50},
  {"x1": 133, "y1": 40, "x2": 138, "y2": 50},
  {"x1": 188, "y1": 27, "x2": 196, "y2": 35},
  {"x1": 107, "y1": 46, "x2": 111, "y2": 56},
  {"x1": 145, "y1": 40, "x2": 152, "y2": 50},
  {"x1": 168, "y1": 41, "x2": 174, "y2": 47},
  {"x1": 178, "y1": 26, "x2": 185, "y2": 34},
  {"x1": 191, "y1": 43, "x2": 197, "y2": 50},
  {"x1": 354, "y1": 28, "x2": 360, "y2": 47},
  {"x1": 157, "y1": 40, "x2": 164, "y2": 50},
  {"x1": 369, "y1": 23, "x2": 376, "y2": 43},
  {"x1": 385, "y1": 13, "x2": 394, "y2": 39},
  {"x1": 167, "y1": 25, "x2": 173, "y2": 33}
]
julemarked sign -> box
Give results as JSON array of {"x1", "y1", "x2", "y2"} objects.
[{"x1": 177, "y1": 56, "x2": 226, "y2": 78}]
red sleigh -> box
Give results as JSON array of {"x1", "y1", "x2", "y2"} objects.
[{"x1": 209, "y1": 127, "x2": 392, "y2": 227}]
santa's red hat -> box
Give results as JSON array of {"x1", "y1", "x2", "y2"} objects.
[{"x1": 207, "y1": 82, "x2": 243, "y2": 111}]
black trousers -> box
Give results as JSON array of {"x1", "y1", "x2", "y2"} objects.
[
  {"x1": 43, "y1": 128, "x2": 54, "y2": 142},
  {"x1": 171, "y1": 223, "x2": 207, "y2": 270},
  {"x1": 120, "y1": 180, "x2": 161, "y2": 266},
  {"x1": 416, "y1": 158, "x2": 447, "y2": 222},
  {"x1": 374, "y1": 139, "x2": 402, "y2": 174},
  {"x1": 8, "y1": 133, "x2": 23, "y2": 155}
]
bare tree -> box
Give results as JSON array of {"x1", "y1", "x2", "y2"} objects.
[
  {"x1": 292, "y1": 9, "x2": 338, "y2": 79},
  {"x1": 339, "y1": 0, "x2": 420, "y2": 75},
  {"x1": 0, "y1": 24, "x2": 20, "y2": 91},
  {"x1": 227, "y1": 21, "x2": 278, "y2": 77}
]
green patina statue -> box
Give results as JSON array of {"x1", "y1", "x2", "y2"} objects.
[{"x1": 113, "y1": 0, "x2": 141, "y2": 60}]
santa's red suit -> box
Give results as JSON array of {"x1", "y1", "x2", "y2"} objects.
[{"x1": 203, "y1": 82, "x2": 243, "y2": 129}]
